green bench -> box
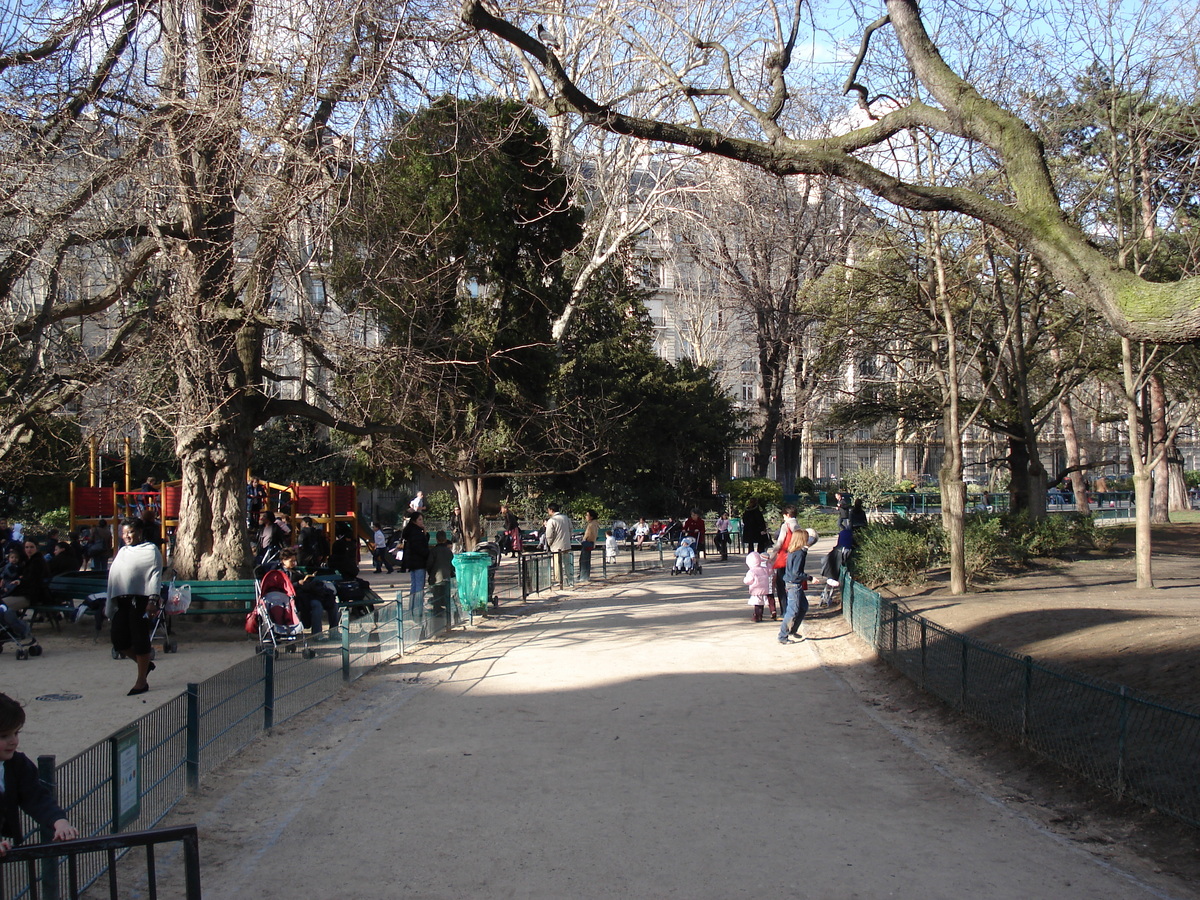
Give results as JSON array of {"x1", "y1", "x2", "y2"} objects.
[
  {"x1": 26, "y1": 572, "x2": 111, "y2": 631},
  {"x1": 47, "y1": 571, "x2": 108, "y2": 605},
  {"x1": 37, "y1": 573, "x2": 381, "y2": 642},
  {"x1": 172, "y1": 579, "x2": 257, "y2": 616},
  {"x1": 40, "y1": 573, "x2": 257, "y2": 617}
]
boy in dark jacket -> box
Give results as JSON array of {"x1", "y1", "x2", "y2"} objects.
[{"x1": 0, "y1": 693, "x2": 78, "y2": 855}]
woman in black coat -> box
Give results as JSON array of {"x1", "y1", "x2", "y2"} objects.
[
  {"x1": 740, "y1": 499, "x2": 769, "y2": 553},
  {"x1": 5, "y1": 538, "x2": 50, "y2": 613}
]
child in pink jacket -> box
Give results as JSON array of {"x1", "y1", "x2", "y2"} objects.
[{"x1": 743, "y1": 550, "x2": 774, "y2": 622}]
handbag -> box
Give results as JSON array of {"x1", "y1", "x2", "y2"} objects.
[
  {"x1": 335, "y1": 579, "x2": 366, "y2": 604},
  {"x1": 244, "y1": 609, "x2": 260, "y2": 635}
]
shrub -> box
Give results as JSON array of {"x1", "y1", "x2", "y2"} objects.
[
  {"x1": 37, "y1": 507, "x2": 71, "y2": 532},
  {"x1": 1067, "y1": 513, "x2": 1116, "y2": 552},
  {"x1": 998, "y1": 511, "x2": 1113, "y2": 559},
  {"x1": 425, "y1": 490, "x2": 457, "y2": 522},
  {"x1": 564, "y1": 494, "x2": 618, "y2": 523},
  {"x1": 843, "y1": 466, "x2": 895, "y2": 512},
  {"x1": 961, "y1": 515, "x2": 1009, "y2": 581},
  {"x1": 851, "y1": 510, "x2": 1113, "y2": 588},
  {"x1": 794, "y1": 508, "x2": 840, "y2": 535},
  {"x1": 852, "y1": 524, "x2": 933, "y2": 588},
  {"x1": 725, "y1": 477, "x2": 783, "y2": 512}
]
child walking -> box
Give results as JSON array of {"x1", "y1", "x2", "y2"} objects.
[
  {"x1": 0, "y1": 693, "x2": 79, "y2": 856},
  {"x1": 778, "y1": 529, "x2": 815, "y2": 644},
  {"x1": 743, "y1": 550, "x2": 773, "y2": 622}
]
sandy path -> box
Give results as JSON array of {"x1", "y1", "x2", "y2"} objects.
[{"x1": 162, "y1": 563, "x2": 1190, "y2": 900}]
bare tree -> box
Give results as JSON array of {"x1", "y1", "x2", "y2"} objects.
[
  {"x1": 674, "y1": 158, "x2": 859, "y2": 479},
  {"x1": 1117, "y1": 340, "x2": 1197, "y2": 586},
  {"x1": 462, "y1": 0, "x2": 1200, "y2": 342},
  {"x1": 1, "y1": 0, "x2": 460, "y2": 577},
  {"x1": 467, "y1": 2, "x2": 704, "y2": 344}
]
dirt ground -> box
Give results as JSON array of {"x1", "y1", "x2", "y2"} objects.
[
  {"x1": 6, "y1": 540, "x2": 1200, "y2": 897},
  {"x1": 148, "y1": 541, "x2": 1200, "y2": 900},
  {"x1": 897, "y1": 523, "x2": 1200, "y2": 713}
]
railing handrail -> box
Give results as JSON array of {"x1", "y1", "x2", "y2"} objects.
[{"x1": 1, "y1": 825, "x2": 201, "y2": 900}]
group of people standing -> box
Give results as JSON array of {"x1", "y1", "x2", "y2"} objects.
[
  {"x1": 370, "y1": 493, "x2": 457, "y2": 612},
  {"x1": 740, "y1": 505, "x2": 817, "y2": 642},
  {"x1": 740, "y1": 500, "x2": 857, "y2": 643}
]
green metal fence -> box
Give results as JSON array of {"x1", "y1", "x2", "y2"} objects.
[
  {"x1": 6, "y1": 598, "x2": 404, "y2": 899},
  {"x1": 842, "y1": 577, "x2": 1200, "y2": 828},
  {"x1": 396, "y1": 579, "x2": 474, "y2": 646},
  {"x1": 521, "y1": 542, "x2": 667, "y2": 596}
]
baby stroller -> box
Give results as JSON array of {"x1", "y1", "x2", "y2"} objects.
[
  {"x1": 0, "y1": 602, "x2": 42, "y2": 660},
  {"x1": 671, "y1": 536, "x2": 702, "y2": 575},
  {"x1": 253, "y1": 568, "x2": 310, "y2": 657}
]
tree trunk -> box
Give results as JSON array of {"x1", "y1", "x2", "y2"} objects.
[
  {"x1": 1167, "y1": 442, "x2": 1189, "y2": 512},
  {"x1": 1121, "y1": 337, "x2": 1153, "y2": 588},
  {"x1": 172, "y1": 416, "x2": 257, "y2": 580},
  {"x1": 1149, "y1": 375, "x2": 1170, "y2": 524},
  {"x1": 752, "y1": 377, "x2": 784, "y2": 477},
  {"x1": 1009, "y1": 293, "x2": 1047, "y2": 520},
  {"x1": 776, "y1": 432, "x2": 800, "y2": 495},
  {"x1": 1058, "y1": 394, "x2": 1090, "y2": 512},
  {"x1": 939, "y1": 380, "x2": 967, "y2": 592},
  {"x1": 799, "y1": 419, "x2": 815, "y2": 480},
  {"x1": 940, "y1": 458, "x2": 967, "y2": 594},
  {"x1": 1007, "y1": 434, "x2": 1031, "y2": 514},
  {"x1": 893, "y1": 417, "x2": 908, "y2": 481},
  {"x1": 933, "y1": 236, "x2": 968, "y2": 592},
  {"x1": 454, "y1": 477, "x2": 484, "y2": 551},
  {"x1": 163, "y1": 0, "x2": 260, "y2": 582},
  {"x1": 1132, "y1": 471, "x2": 1154, "y2": 588},
  {"x1": 1026, "y1": 453, "x2": 1049, "y2": 519}
]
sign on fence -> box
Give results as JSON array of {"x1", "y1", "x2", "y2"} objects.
[{"x1": 111, "y1": 726, "x2": 141, "y2": 830}]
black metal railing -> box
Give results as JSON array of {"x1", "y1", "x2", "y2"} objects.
[{"x1": 0, "y1": 825, "x2": 200, "y2": 900}]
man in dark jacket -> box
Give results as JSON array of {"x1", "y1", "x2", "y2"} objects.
[{"x1": 297, "y1": 517, "x2": 330, "y2": 570}]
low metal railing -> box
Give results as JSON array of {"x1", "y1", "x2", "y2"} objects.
[
  {"x1": 7, "y1": 600, "x2": 403, "y2": 899},
  {"x1": 520, "y1": 541, "x2": 666, "y2": 597},
  {"x1": 842, "y1": 576, "x2": 1200, "y2": 828},
  {"x1": 0, "y1": 825, "x2": 200, "y2": 900}
]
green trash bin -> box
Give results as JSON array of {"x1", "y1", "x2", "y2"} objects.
[{"x1": 454, "y1": 551, "x2": 492, "y2": 612}]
